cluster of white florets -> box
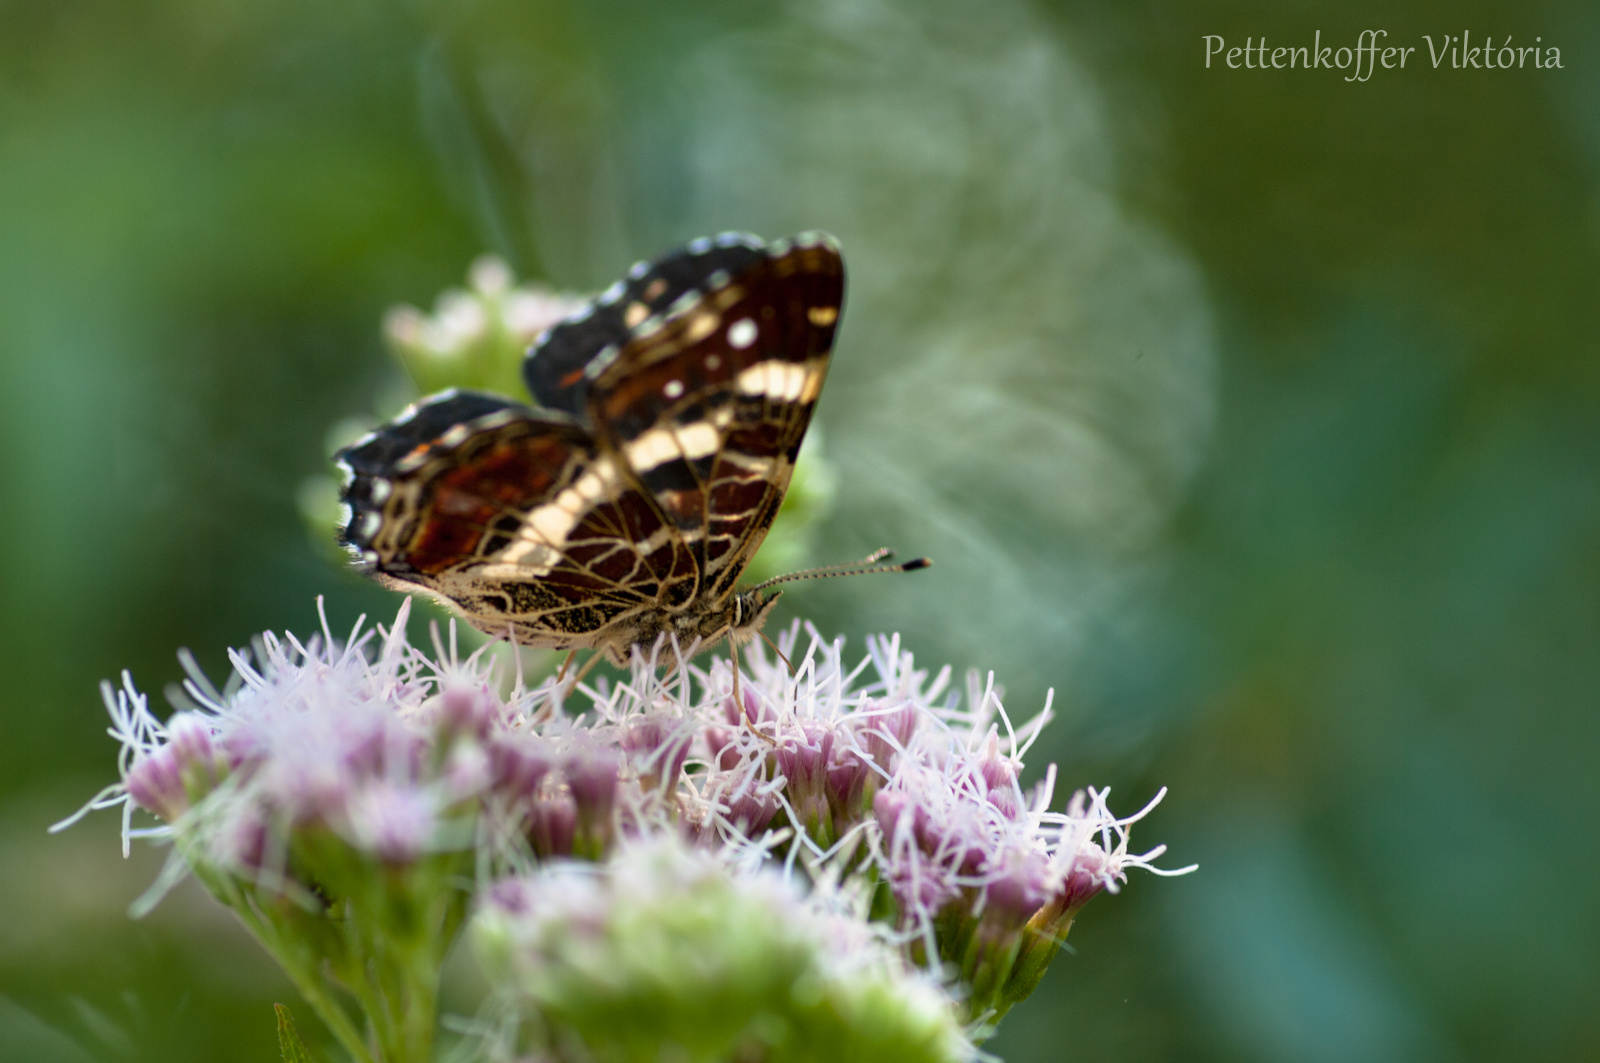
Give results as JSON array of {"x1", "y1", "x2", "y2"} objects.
[
  {"x1": 64, "y1": 599, "x2": 1186, "y2": 1057},
  {"x1": 474, "y1": 838, "x2": 971, "y2": 1063},
  {"x1": 381, "y1": 256, "x2": 587, "y2": 399}
]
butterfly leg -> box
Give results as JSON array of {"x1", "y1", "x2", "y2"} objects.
[
  {"x1": 729, "y1": 635, "x2": 744, "y2": 718},
  {"x1": 758, "y1": 630, "x2": 796, "y2": 678},
  {"x1": 556, "y1": 648, "x2": 579, "y2": 682},
  {"x1": 564, "y1": 650, "x2": 605, "y2": 692}
]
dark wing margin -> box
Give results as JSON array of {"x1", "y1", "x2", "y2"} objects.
[
  {"x1": 333, "y1": 389, "x2": 697, "y2": 649},
  {"x1": 522, "y1": 232, "x2": 770, "y2": 420},
  {"x1": 582, "y1": 232, "x2": 845, "y2": 600},
  {"x1": 336, "y1": 390, "x2": 556, "y2": 575}
]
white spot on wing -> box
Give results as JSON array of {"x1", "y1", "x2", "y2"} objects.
[
  {"x1": 736, "y1": 360, "x2": 809, "y2": 402},
  {"x1": 800, "y1": 363, "x2": 825, "y2": 402},
  {"x1": 530, "y1": 504, "x2": 578, "y2": 543},
  {"x1": 719, "y1": 450, "x2": 775, "y2": 476},
  {"x1": 584, "y1": 344, "x2": 621, "y2": 380},
  {"x1": 470, "y1": 409, "x2": 519, "y2": 432},
  {"x1": 624, "y1": 421, "x2": 720, "y2": 472},
  {"x1": 728, "y1": 319, "x2": 758, "y2": 349},
  {"x1": 664, "y1": 380, "x2": 684, "y2": 399},
  {"x1": 676, "y1": 421, "x2": 720, "y2": 458},
  {"x1": 684, "y1": 311, "x2": 720, "y2": 342},
  {"x1": 668, "y1": 290, "x2": 701, "y2": 318},
  {"x1": 632, "y1": 526, "x2": 677, "y2": 555},
  {"x1": 480, "y1": 543, "x2": 559, "y2": 579},
  {"x1": 496, "y1": 459, "x2": 620, "y2": 573},
  {"x1": 624, "y1": 429, "x2": 682, "y2": 472}
]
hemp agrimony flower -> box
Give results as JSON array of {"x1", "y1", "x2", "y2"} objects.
[
  {"x1": 63, "y1": 601, "x2": 1189, "y2": 1061},
  {"x1": 383, "y1": 255, "x2": 588, "y2": 400},
  {"x1": 472, "y1": 837, "x2": 970, "y2": 1063}
]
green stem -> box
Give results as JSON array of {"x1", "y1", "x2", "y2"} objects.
[{"x1": 232, "y1": 899, "x2": 376, "y2": 1063}]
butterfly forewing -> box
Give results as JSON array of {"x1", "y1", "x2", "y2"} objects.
[
  {"x1": 523, "y1": 233, "x2": 770, "y2": 420},
  {"x1": 585, "y1": 234, "x2": 844, "y2": 598}
]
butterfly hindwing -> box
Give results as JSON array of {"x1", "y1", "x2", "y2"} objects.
[{"x1": 335, "y1": 391, "x2": 695, "y2": 647}]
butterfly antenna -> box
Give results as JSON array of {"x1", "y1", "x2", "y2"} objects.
[{"x1": 750, "y1": 548, "x2": 931, "y2": 592}]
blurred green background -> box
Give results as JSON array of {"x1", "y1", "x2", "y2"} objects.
[{"x1": 2, "y1": 0, "x2": 1596, "y2": 1060}]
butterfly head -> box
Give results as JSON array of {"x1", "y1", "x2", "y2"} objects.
[{"x1": 725, "y1": 588, "x2": 783, "y2": 646}]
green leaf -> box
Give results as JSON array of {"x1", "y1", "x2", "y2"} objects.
[{"x1": 275, "y1": 1004, "x2": 315, "y2": 1063}]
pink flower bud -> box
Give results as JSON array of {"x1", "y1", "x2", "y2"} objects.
[
  {"x1": 773, "y1": 723, "x2": 832, "y2": 802},
  {"x1": 565, "y1": 749, "x2": 620, "y2": 818},
  {"x1": 856, "y1": 699, "x2": 920, "y2": 768},
  {"x1": 703, "y1": 726, "x2": 743, "y2": 771},
  {"x1": 125, "y1": 749, "x2": 188, "y2": 821},
  {"x1": 487, "y1": 877, "x2": 532, "y2": 914},
  {"x1": 1053, "y1": 844, "x2": 1115, "y2": 915},
  {"x1": 222, "y1": 809, "x2": 270, "y2": 872},
  {"x1": 125, "y1": 714, "x2": 226, "y2": 821},
  {"x1": 564, "y1": 747, "x2": 619, "y2": 857},
  {"x1": 727, "y1": 790, "x2": 780, "y2": 834},
  {"x1": 167, "y1": 713, "x2": 219, "y2": 769},
  {"x1": 344, "y1": 782, "x2": 436, "y2": 864},
  {"x1": 435, "y1": 683, "x2": 498, "y2": 740},
  {"x1": 824, "y1": 748, "x2": 871, "y2": 820},
  {"x1": 489, "y1": 736, "x2": 554, "y2": 804},
  {"x1": 621, "y1": 718, "x2": 690, "y2": 793},
  {"x1": 720, "y1": 687, "x2": 766, "y2": 728},
  {"x1": 982, "y1": 848, "x2": 1053, "y2": 925},
  {"x1": 530, "y1": 794, "x2": 577, "y2": 859}
]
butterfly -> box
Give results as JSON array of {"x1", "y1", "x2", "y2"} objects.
[{"x1": 334, "y1": 231, "x2": 924, "y2": 668}]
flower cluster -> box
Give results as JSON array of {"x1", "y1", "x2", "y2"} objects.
[
  {"x1": 63, "y1": 601, "x2": 1188, "y2": 1061},
  {"x1": 671, "y1": 633, "x2": 1184, "y2": 1025},
  {"x1": 474, "y1": 839, "x2": 969, "y2": 1063},
  {"x1": 383, "y1": 255, "x2": 587, "y2": 400}
]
